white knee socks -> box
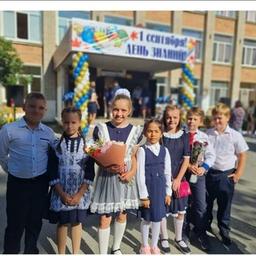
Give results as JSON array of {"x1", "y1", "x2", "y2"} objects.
[
  {"x1": 141, "y1": 220, "x2": 150, "y2": 246},
  {"x1": 112, "y1": 220, "x2": 127, "y2": 251},
  {"x1": 151, "y1": 222, "x2": 161, "y2": 248},
  {"x1": 99, "y1": 227, "x2": 110, "y2": 254},
  {"x1": 174, "y1": 217, "x2": 184, "y2": 241}
]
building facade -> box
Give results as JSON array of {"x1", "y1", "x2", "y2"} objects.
[{"x1": 0, "y1": 11, "x2": 256, "y2": 120}]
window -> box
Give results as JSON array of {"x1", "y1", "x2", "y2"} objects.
[
  {"x1": 242, "y1": 40, "x2": 256, "y2": 67},
  {"x1": 210, "y1": 81, "x2": 229, "y2": 106},
  {"x1": 246, "y1": 11, "x2": 256, "y2": 23},
  {"x1": 58, "y1": 11, "x2": 90, "y2": 44},
  {"x1": 145, "y1": 22, "x2": 171, "y2": 32},
  {"x1": 3, "y1": 11, "x2": 42, "y2": 42},
  {"x1": 20, "y1": 66, "x2": 42, "y2": 92},
  {"x1": 213, "y1": 34, "x2": 233, "y2": 64},
  {"x1": 104, "y1": 16, "x2": 133, "y2": 26},
  {"x1": 156, "y1": 77, "x2": 167, "y2": 98},
  {"x1": 182, "y1": 29, "x2": 203, "y2": 60},
  {"x1": 215, "y1": 11, "x2": 237, "y2": 18}
]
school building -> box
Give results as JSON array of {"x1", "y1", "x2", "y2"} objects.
[{"x1": 0, "y1": 11, "x2": 256, "y2": 121}]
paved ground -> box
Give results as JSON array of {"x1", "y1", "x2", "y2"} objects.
[{"x1": 0, "y1": 119, "x2": 256, "y2": 254}]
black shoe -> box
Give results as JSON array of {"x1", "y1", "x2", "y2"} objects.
[
  {"x1": 198, "y1": 233, "x2": 210, "y2": 251},
  {"x1": 206, "y1": 225, "x2": 213, "y2": 234},
  {"x1": 175, "y1": 240, "x2": 191, "y2": 254},
  {"x1": 111, "y1": 248, "x2": 122, "y2": 254},
  {"x1": 159, "y1": 238, "x2": 171, "y2": 253},
  {"x1": 220, "y1": 232, "x2": 232, "y2": 247}
]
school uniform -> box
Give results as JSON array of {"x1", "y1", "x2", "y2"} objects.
[
  {"x1": 163, "y1": 130, "x2": 190, "y2": 216},
  {"x1": 185, "y1": 129, "x2": 216, "y2": 237},
  {"x1": 90, "y1": 121, "x2": 143, "y2": 215},
  {"x1": 206, "y1": 125, "x2": 249, "y2": 236},
  {"x1": 48, "y1": 135, "x2": 95, "y2": 225},
  {"x1": 136, "y1": 143, "x2": 172, "y2": 222},
  {"x1": 0, "y1": 117, "x2": 56, "y2": 254}
]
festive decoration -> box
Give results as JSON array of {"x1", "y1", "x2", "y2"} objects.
[
  {"x1": 181, "y1": 38, "x2": 197, "y2": 111},
  {"x1": 72, "y1": 52, "x2": 91, "y2": 136}
]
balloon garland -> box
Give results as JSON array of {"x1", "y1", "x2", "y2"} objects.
[
  {"x1": 72, "y1": 52, "x2": 91, "y2": 135},
  {"x1": 180, "y1": 39, "x2": 197, "y2": 111}
]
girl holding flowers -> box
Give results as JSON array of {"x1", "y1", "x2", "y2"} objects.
[
  {"x1": 90, "y1": 88, "x2": 143, "y2": 254},
  {"x1": 47, "y1": 107, "x2": 95, "y2": 254}
]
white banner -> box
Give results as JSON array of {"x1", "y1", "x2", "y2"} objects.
[{"x1": 71, "y1": 19, "x2": 196, "y2": 64}]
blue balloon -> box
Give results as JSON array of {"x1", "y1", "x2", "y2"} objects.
[{"x1": 81, "y1": 27, "x2": 95, "y2": 44}]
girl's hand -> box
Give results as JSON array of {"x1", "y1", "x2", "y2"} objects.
[
  {"x1": 141, "y1": 199, "x2": 150, "y2": 208},
  {"x1": 172, "y1": 178, "x2": 181, "y2": 192},
  {"x1": 165, "y1": 195, "x2": 171, "y2": 206},
  {"x1": 119, "y1": 169, "x2": 135, "y2": 182},
  {"x1": 60, "y1": 192, "x2": 72, "y2": 206},
  {"x1": 107, "y1": 163, "x2": 126, "y2": 174},
  {"x1": 69, "y1": 192, "x2": 83, "y2": 206}
]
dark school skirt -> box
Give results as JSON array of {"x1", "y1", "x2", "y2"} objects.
[{"x1": 49, "y1": 209, "x2": 87, "y2": 225}]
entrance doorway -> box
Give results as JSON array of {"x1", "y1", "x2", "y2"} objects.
[{"x1": 95, "y1": 74, "x2": 156, "y2": 118}]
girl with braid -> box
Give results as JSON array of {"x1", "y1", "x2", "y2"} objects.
[{"x1": 47, "y1": 107, "x2": 95, "y2": 254}]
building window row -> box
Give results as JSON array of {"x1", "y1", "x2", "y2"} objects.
[
  {"x1": 242, "y1": 40, "x2": 256, "y2": 66},
  {"x1": 246, "y1": 11, "x2": 256, "y2": 23},
  {"x1": 3, "y1": 11, "x2": 42, "y2": 42},
  {"x1": 104, "y1": 15, "x2": 133, "y2": 26},
  {"x1": 215, "y1": 11, "x2": 237, "y2": 18},
  {"x1": 213, "y1": 34, "x2": 233, "y2": 64}
]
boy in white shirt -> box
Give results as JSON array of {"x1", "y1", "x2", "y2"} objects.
[
  {"x1": 183, "y1": 107, "x2": 215, "y2": 251},
  {"x1": 206, "y1": 103, "x2": 249, "y2": 247}
]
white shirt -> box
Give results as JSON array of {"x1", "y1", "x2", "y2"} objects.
[
  {"x1": 0, "y1": 117, "x2": 56, "y2": 178},
  {"x1": 192, "y1": 129, "x2": 216, "y2": 170},
  {"x1": 206, "y1": 125, "x2": 249, "y2": 171},
  {"x1": 136, "y1": 142, "x2": 172, "y2": 199}
]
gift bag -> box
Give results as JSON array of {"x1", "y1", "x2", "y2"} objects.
[{"x1": 175, "y1": 180, "x2": 191, "y2": 198}]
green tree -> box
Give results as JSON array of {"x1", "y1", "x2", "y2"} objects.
[{"x1": 0, "y1": 36, "x2": 23, "y2": 86}]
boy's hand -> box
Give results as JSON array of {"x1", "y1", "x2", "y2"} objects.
[
  {"x1": 165, "y1": 195, "x2": 171, "y2": 206},
  {"x1": 228, "y1": 173, "x2": 239, "y2": 183},
  {"x1": 141, "y1": 199, "x2": 150, "y2": 208},
  {"x1": 188, "y1": 164, "x2": 198, "y2": 174},
  {"x1": 196, "y1": 167, "x2": 206, "y2": 176}
]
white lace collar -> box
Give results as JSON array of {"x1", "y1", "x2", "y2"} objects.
[{"x1": 163, "y1": 129, "x2": 184, "y2": 139}]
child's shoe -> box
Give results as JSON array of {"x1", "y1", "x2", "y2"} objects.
[
  {"x1": 174, "y1": 239, "x2": 191, "y2": 254},
  {"x1": 151, "y1": 246, "x2": 161, "y2": 254},
  {"x1": 140, "y1": 245, "x2": 151, "y2": 254}
]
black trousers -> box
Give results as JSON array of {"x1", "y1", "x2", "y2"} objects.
[
  {"x1": 3, "y1": 173, "x2": 49, "y2": 254},
  {"x1": 206, "y1": 169, "x2": 235, "y2": 236},
  {"x1": 184, "y1": 175, "x2": 208, "y2": 236}
]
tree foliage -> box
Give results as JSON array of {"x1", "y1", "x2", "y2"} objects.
[{"x1": 0, "y1": 36, "x2": 23, "y2": 86}]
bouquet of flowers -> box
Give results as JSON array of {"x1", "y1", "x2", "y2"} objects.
[
  {"x1": 85, "y1": 139, "x2": 126, "y2": 171},
  {"x1": 190, "y1": 140, "x2": 208, "y2": 183}
]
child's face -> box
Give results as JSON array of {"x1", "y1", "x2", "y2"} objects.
[
  {"x1": 62, "y1": 112, "x2": 81, "y2": 137},
  {"x1": 165, "y1": 109, "x2": 180, "y2": 131},
  {"x1": 112, "y1": 99, "x2": 131, "y2": 126},
  {"x1": 212, "y1": 113, "x2": 230, "y2": 132},
  {"x1": 187, "y1": 114, "x2": 202, "y2": 132},
  {"x1": 23, "y1": 98, "x2": 46, "y2": 125},
  {"x1": 145, "y1": 122, "x2": 162, "y2": 145}
]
